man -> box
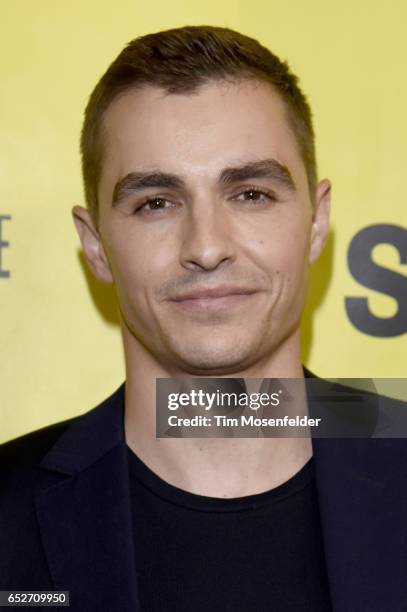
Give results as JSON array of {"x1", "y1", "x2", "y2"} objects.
[{"x1": 1, "y1": 25, "x2": 406, "y2": 612}]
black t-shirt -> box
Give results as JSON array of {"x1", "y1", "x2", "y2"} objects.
[{"x1": 127, "y1": 446, "x2": 332, "y2": 612}]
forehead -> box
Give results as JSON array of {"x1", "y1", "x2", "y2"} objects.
[{"x1": 98, "y1": 80, "x2": 308, "y2": 204}]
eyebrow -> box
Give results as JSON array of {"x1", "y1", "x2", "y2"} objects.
[
  {"x1": 219, "y1": 158, "x2": 295, "y2": 190},
  {"x1": 111, "y1": 158, "x2": 296, "y2": 206}
]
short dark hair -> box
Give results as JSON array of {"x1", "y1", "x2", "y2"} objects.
[{"x1": 80, "y1": 25, "x2": 317, "y2": 224}]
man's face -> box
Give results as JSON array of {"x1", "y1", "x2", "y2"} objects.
[{"x1": 76, "y1": 80, "x2": 330, "y2": 375}]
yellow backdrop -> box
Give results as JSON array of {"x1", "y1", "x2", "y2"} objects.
[{"x1": 1, "y1": 1, "x2": 406, "y2": 443}]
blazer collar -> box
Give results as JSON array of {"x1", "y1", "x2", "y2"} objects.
[
  {"x1": 36, "y1": 384, "x2": 139, "y2": 612},
  {"x1": 39, "y1": 384, "x2": 126, "y2": 475},
  {"x1": 36, "y1": 372, "x2": 407, "y2": 611},
  {"x1": 306, "y1": 369, "x2": 407, "y2": 610}
]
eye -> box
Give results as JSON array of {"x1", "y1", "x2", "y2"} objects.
[
  {"x1": 233, "y1": 187, "x2": 276, "y2": 205},
  {"x1": 134, "y1": 196, "x2": 174, "y2": 214}
]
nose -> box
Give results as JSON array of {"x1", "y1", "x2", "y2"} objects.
[{"x1": 179, "y1": 197, "x2": 236, "y2": 272}]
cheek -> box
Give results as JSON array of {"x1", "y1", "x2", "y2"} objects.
[
  {"x1": 247, "y1": 217, "x2": 310, "y2": 274},
  {"x1": 105, "y1": 226, "x2": 173, "y2": 299}
]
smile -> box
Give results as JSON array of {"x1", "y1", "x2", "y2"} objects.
[{"x1": 169, "y1": 292, "x2": 256, "y2": 312}]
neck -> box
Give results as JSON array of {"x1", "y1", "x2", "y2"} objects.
[{"x1": 123, "y1": 325, "x2": 312, "y2": 498}]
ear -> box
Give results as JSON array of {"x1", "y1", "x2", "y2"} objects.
[
  {"x1": 71, "y1": 205, "x2": 114, "y2": 284},
  {"x1": 309, "y1": 179, "x2": 331, "y2": 264}
]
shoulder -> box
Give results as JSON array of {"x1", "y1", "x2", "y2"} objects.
[
  {"x1": 0, "y1": 382, "x2": 125, "y2": 493},
  {"x1": 0, "y1": 416, "x2": 78, "y2": 486},
  {"x1": 305, "y1": 367, "x2": 407, "y2": 409},
  {"x1": 305, "y1": 367, "x2": 407, "y2": 438}
]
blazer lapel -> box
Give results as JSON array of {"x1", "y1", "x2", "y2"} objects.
[
  {"x1": 35, "y1": 384, "x2": 140, "y2": 612},
  {"x1": 306, "y1": 370, "x2": 407, "y2": 611}
]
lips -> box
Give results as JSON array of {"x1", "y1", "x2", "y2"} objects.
[{"x1": 170, "y1": 286, "x2": 256, "y2": 301}]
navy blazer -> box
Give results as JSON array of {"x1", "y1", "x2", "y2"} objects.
[{"x1": 1, "y1": 369, "x2": 407, "y2": 611}]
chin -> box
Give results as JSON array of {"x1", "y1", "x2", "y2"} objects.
[{"x1": 167, "y1": 340, "x2": 258, "y2": 376}]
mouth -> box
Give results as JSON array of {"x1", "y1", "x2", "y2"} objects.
[{"x1": 169, "y1": 287, "x2": 257, "y2": 312}]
